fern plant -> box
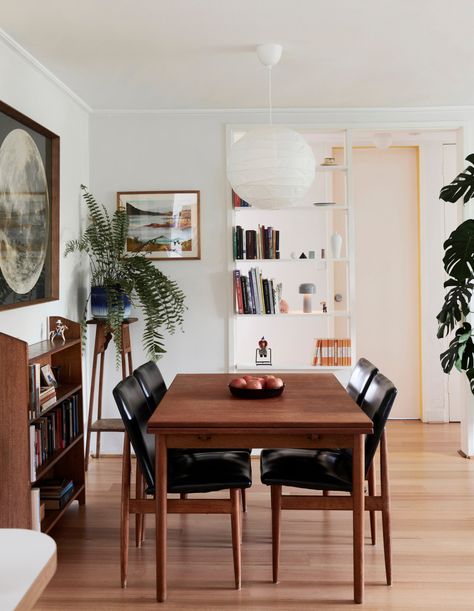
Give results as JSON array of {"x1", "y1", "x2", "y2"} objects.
[
  {"x1": 437, "y1": 154, "x2": 474, "y2": 392},
  {"x1": 65, "y1": 186, "x2": 186, "y2": 361}
]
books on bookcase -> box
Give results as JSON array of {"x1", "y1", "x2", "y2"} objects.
[
  {"x1": 232, "y1": 190, "x2": 251, "y2": 208},
  {"x1": 313, "y1": 338, "x2": 352, "y2": 366},
  {"x1": 233, "y1": 225, "x2": 280, "y2": 260},
  {"x1": 234, "y1": 268, "x2": 277, "y2": 315},
  {"x1": 29, "y1": 394, "x2": 81, "y2": 482},
  {"x1": 34, "y1": 478, "x2": 75, "y2": 510}
]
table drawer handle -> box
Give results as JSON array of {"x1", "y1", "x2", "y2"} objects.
[{"x1": 197, "y1": 435, "x2": 212, "y2": 441}]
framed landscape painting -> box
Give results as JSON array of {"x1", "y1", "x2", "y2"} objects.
[
  {"x1": 117, "y1": 190, "x2": 201, "y2": 260},
  {"x1": 0, "y1": 101, "x2": 59, "y2": 311}
]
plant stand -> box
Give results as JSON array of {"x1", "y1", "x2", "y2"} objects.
[{"x1": 84, "y1": 317, "x2": 137, "y2": 470}]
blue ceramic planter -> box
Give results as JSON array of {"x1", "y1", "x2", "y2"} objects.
[{"x1": 91, "y1": 286, "x2": 131, "y2": 320}]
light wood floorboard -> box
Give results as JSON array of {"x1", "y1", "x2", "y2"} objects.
[{"x1": 36, "y1": 421, "x2": 474, "y2": 610}]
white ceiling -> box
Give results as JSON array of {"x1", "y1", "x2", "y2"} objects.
[{"x1": 2, "y1": 0, "x2": 474, "y2": 111}]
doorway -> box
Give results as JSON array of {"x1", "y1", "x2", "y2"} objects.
[{"x1": 351, "y1": 146, "x2": 421, "y2": 419}]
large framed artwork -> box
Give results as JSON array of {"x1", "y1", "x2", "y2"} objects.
[
  {"x1": 117, "y1": 190, "x2": 201, "y2": 260},
  {"x1": 0, "y1": 100, "x2": 59, "y2": 311}
]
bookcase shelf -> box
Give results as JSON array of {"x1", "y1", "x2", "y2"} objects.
[
  {"x1": 227, "y1": 127, "x2": 356, "y2": 373},
  {"x1": 235, "y1": 311, "x2": 350, "y2": 318},
  {"x1": 0, "y1": 316, "x2": 86, "y2": 531},
  {"x1": 235, "y1": 364, "x2": 351, "y2": 372}
]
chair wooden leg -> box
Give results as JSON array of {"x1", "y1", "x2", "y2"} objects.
[
  {"x1": 381, "y1": 430, "x2": 392, "y2": 585},
  {"x1": 271, "y1": 484, "x2": 282, "y2": 584},
  {"x1": 180, "y1": 493, "x2": 188, "y2": 500},
  {"x1": 241, "y1": 488, "x2": 247, "y2": 513},
  {"x1": 135, "y1": 461, "x2": 144, "y2": 548},
  {"x1": 323, "y1": 490, "x2": 329, "y2": 497},
  {"x1": 120, "y1": 434, "x2": 131, "y2": 588},
  {"x1": 368, "y1": 462, "x2": 377, "y2": 546},
  {"x1": 230, "y1": 488, "x2": 242, "y2": 590}
]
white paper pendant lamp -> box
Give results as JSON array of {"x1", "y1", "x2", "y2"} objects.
[
  {"x1": 227, "y1": 126, "x2": 315, "y2": 209},
  {"x1": 227, "y1": 44, "x2": 315, "y2": 209}
]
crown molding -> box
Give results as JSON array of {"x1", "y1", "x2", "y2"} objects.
[
  {"x1": 91, "y1": 105, "x2": 474, "y2": 128},
  {"x1": 0, "y1": 27, "x2": 91, "y2": 113}
]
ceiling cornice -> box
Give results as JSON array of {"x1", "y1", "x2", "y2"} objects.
[{"x1": 0, "y1": 27, "x2": 91, "y2": 113}]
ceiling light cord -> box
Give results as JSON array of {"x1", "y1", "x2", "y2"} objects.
[{"x1": 268, "y1": 66, "x2": 273, "y2": 125}]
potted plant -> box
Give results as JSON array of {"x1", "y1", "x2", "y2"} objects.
[
  {"x1": 437, "y1": 154, "x2": 474, "y2": 392},
  {"x1": 65, "y1": 186, "x2": 186, "y2": 360}
]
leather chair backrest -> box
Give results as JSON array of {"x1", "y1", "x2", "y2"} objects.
[
  {"x1": 113, "y1": 375, "x2": 156, "y2": 490},
  {"x1": 346, "y1": 358, "x2": 378, "y2": 405},
  {"x1": 360, "y1": 372, "x2": 397, "y2": 476},
  {"x1": 133, "y1": 361, "x2": 167, "y2": 415}
]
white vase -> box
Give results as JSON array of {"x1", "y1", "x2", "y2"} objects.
[{"x1": 330, "y1": 232, "x2": 343, "y2": 259}]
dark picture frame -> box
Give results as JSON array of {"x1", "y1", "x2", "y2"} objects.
[
  {"x1": 117, "y1": 190, "x2": 201, "y2": 260},
  {"x1": 0, "y1": 100, "x2": 59, "y2": 311}
]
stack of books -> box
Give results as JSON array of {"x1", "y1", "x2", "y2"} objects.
[
  {"x1": 234, "y1": 268, "x2": 277, "y2": 315},
  {"x1": 313, "y1": 338, "x2": 352, "y2": 366},
  {"x1": 36, "y1": 478, "x2": 75, "y2": 510},
  {"x1": 29, "y1": 365, "x2": 58, "y2": 418},
  {"x1": 39, "y1": 386, "x2": 57, "y2": 412},
  {"x1": 233, "y1": 225, "x2": 280, "y2": 260}
]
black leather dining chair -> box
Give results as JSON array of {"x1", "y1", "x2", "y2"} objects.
[
  {"x1": 260, "y1": 372, "x2": 397, "y2": 586},
  {"x1": 341, "y1": 357, "x2": 379, "y2": 541},
  {"x1": 346, "y1": 357, "x2": 378, "y2": 405},
  {"x1": 134, "y1": 361, "x2": 251, "y2": 511},
  {"x1": 113, "y1": 374, "x2": 252, "y2": 590}
]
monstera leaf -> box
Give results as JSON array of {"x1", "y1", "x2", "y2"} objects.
[
  {"x1": 440, "y1": 154, "x2": 474, "y2": 204},
  {"x1": 442, "y1": 219, "x2": 474, "y2": 281},
  {"x1": 440, "y1": 322, "x2": 474, "y2": 374},
  {"x1": 437, "y1": 278, "x2": 474, "y2": 338},
  {"x1": 466, "y1": 369, "x2": 474, "y2": 394}
]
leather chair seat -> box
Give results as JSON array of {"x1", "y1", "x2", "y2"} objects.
[
  {"x1": 260, "y1": 448, "x2": 353, "y2": 492},
  {"x1": 146, "y1": 449, "x2": 252, "y2": 495}
]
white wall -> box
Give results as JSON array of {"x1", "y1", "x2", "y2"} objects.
[
  {"x1": 90, "y1": 108, "x2": 474, "y2": 453},
  {"x1": 0, "y1": 36, "x2": 90, "y2": 344}
]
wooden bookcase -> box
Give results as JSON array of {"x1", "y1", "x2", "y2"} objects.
[{"x1": 0, "y1": 316, "x2": 85, "y2": 532}]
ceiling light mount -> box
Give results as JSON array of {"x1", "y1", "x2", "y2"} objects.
[{"x1": 256, "y1": 43, "x2": 283, "y2": 68}]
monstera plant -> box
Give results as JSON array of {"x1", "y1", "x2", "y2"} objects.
[
  {"x1": 65, "y1": 186, "x2": 186, "y2": 361},
  {"x1": 437, "y1": 154, "x2": 474, "y2": 392}
]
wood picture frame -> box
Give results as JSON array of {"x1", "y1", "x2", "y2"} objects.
[
  {"x1": 117, "y1": 190, "x2": 201, "y2": 260},
  {"x1": 0, "y1": 100, "x2": 59, "y2": 311}
]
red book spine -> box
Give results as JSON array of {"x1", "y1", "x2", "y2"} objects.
[{"x1": 234, "y1": 270, "x2": 244, "y2": 314}]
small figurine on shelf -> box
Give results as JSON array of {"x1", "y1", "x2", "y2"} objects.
[
  {"x1": 256, "y1": 336, "x2": 272, "y2": 366},
  {"x1": 320, "y1": 301, "x2": 328, "y2": 313},
  {"x1": 49, "y1": 319, "x2": 68, "y2": 343}
]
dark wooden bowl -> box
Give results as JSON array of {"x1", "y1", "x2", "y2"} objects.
[{"x1": 228, "y1": 384, "x2": 285, "y2": 399}]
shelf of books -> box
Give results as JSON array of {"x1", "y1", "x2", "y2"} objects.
[
  {"x1": 0, "y1": 316, "x2": 85, "y2": 533},
  {"x1": 227, "y1": 127, "x2": 356, "y2": 374}
]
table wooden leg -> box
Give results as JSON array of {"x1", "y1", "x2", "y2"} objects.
[
  {"x1": 353, "y1": 434, "x2": 365, "y2": 604},
  {"x1": 156, "y1": 435, "x2": 167, "y2": 602}
]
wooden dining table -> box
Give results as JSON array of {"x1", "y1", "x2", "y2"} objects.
[{"x1": 147, "y1": 372, "x2": 373, "y2": 604}]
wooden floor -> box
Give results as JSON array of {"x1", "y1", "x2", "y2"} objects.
[{"x1": 36, "y1": 421, "x2": 474, "y2": 610}]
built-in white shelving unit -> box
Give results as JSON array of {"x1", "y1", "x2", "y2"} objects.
[{"x1": 226, "y1": 127, "x2": 356, "y2": 373}]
